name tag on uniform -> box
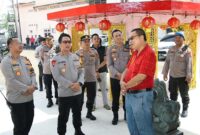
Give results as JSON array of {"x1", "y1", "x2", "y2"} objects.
[{"x1": 123, "y1": 48, "x2": 129, "y2": 52}]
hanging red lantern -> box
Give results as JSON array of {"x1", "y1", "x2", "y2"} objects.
[
  {"x1": 167, "y1": 17, "x2": 180, "y2": 28},
  {"x1": 99, "y1": 19, "x2": 111, "y2": 30},
  {"x1": 190, "y1": 19, "x2": 200, "y2": 30},
  {"x1": 75, "y1": 21, "x2": 85, "y2": 31},
  {"x1": 141, "y1": 16, "x2": 156, "y2": 29},
  {"x1": 56, "y1": 23, "x2": 65, "y2": 32}
]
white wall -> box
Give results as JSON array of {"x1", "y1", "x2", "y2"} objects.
[{"x1": 18, "y1": 2, "x2": 88, "y2": 43}]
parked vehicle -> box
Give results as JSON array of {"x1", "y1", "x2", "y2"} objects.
[
  {"x1": 158, "y1": 33, "x2": 176, "y2": 61},
  {"x1": 0, "y1": 34, "x2": 8, "y2": 62}
]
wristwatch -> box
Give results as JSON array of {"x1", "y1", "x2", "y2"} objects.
[{"x1": 79, "y1": 82, "x2": 83, "y2": 86}]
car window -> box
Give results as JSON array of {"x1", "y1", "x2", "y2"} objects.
[{"x1": 162, "y1": 37, "x2": 175, "y2": 42}]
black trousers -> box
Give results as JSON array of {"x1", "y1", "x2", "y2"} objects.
[
  {"x1": 169, "y1": 76, "x2": 190, "y2": 110},
  {"x1": 43, "y1": 74, "x2": 58, "y2": 99},
  {"x1": 81, "y1": 82, "x2": 96, "y2": 112},
  {"x1": 38, "y1": 62, "x2": 43, "y2": 90},
  {"x1": 110, "y1": 78, "x2": 126, "y2": 113},
  {"x1": 57, "y1": 94, "x2": 82, "y2": 135},
  {"x1": 9, "y1": 100, "x2": 34, "y2": 135}
]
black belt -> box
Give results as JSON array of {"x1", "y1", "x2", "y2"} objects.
[{"x1": 127, "y1": 88, "x2": 152, "y2": 94}]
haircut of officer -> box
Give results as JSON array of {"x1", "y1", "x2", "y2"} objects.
[
  {"x1": 91, "y1": 33, "x2": 110, "y2": 110},
  {"x1": 35, "y1": 37, "x2": 46, "y2": 91},
  {"x1": 120, "y1": 28, "x2": 156, "y2": 135},
  {"x1": 107, "y1": 29, "x2": 130, "y2": 125},
  {"x1": 162, "y1": 32, "x2": 192, "y2": 118},
  {"x1": 1, "y1": 37, "x2": 37, "y2": 135},
  {"x1": 39, "y1": 37, "x2": 58, "y2": 107},
  {"x1": 76, "y1": 35, "x2": 99, "y2": 121},
  {"x1": 50, "y1": 33, "x2": 85, "y2": 135}
]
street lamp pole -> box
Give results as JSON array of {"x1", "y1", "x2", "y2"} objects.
[
  {"x1": 16, "y1": 0, "x2": 22, "y2": 42},
  {"x1": 11, "y1": 0, "x2": 22, "y2": 41}
]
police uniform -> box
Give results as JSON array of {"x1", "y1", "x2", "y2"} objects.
[
  {"x1": 162, "y1": 45, "x2": 192, "y2": 115},
  {"x1": 39, "y1": 45, "x2": 58, "y2": 107},
  {"x1": 1, "y1": 53, "x2": 37, "y2": 135},
  {"x1": 50, "y1": 52, "x2": 84, "y2": 135},
  {"x1": 76, "y1": 37, "x2": 99, "y2": 120},
  {"x1": 107, "y1": 44, "x2": 130, "y2": 124},
  {"x1": 35, "y1": 44, "x2": 43, "y2": 91}
]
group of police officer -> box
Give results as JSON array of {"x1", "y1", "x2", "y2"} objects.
[{"x1": 0, "y1": 29, "x2": 192, "y2": 135}]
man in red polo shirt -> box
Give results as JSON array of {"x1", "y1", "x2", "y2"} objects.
[{"x1": 120, "y1": 28, "x2": 156, "y2": 135}]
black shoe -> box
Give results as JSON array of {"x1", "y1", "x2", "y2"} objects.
[
  {"x1": 86, "y1": 113, "x2": 96, "y2": 120},
  {"x1": 112, "y1": 113, "x2": 118, "y2": 125},
  {"x1": 181, "y1": 110, "x2": 188, "y2": 118},
  {"x1": 47, "y1": 99, "x2": 53, "y2": 108},
  {"x1": 112, "y1": 118, "x2": 118, "y2": 125},
  {"x1": 56, "y1": 99, "x2": 58, "y2": 105},
  {"x1": 75, "y1": 128, "x2": 85, "y2": 135}
]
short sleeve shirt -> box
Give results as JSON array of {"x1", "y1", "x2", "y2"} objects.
[{"x1": 124, "y1": 45, "x2": 156, "y2": 90}]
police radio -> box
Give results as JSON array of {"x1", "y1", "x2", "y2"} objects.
[{"x1": 178, "y1": 40, "x2": 193, "y2": 55}]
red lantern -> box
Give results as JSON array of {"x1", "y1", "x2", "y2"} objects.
[
  {"x1": 141, "y1": 16, "x2": 156, "y2": 29},
  {"x1": 167, "y1": 17, "x2": 180, "y2": 28},
  {"x1": 56, "y1": 23, "x2": 65, "y2": 32},
  {"x1": 99, "y1": 19, "x2": 111, "y2": 30},
  {"x1": 190, "y1": 19, "x2": 200, "y2": 30},
  {"x1": 75, "y1": 21, "x2": 85, "y2": 31}
]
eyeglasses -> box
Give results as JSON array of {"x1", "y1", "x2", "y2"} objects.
[
  {"x1": 62, "y1": 40, "x2": 71, "y2": 44},
  {"x1": 129, "y1": 35, "x2": 140, "y2": 40},
  {"x1": 82, "y1": 39, "x2": 90, "y2": 43}
]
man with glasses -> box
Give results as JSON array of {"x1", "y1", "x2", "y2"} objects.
[
  {"x1": 107, "y1": 29, "x2": 130, "y2": 125},
  {"x1": 76, "y1": 35, "x2": 99, "y2": 121},
  {"x1": 120, "y1": 28, "x2": 156, "y2": 135},
  {"x1": 91, "y1": 33, "x2": 110, "y2": 110},
  {"x1": 162, "y1": 32, "x2": 192, "y2": 118},
  {"x1": 50, "y1": 33, "x2": 85, "y2": 135},
  {"x1": 1, "y1": 37, "x2": 37, "y2": 135}
]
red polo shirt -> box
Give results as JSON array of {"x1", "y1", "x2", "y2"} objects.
[{"x1": 124, "y1": 45, "x2": 156, "y2": 90}]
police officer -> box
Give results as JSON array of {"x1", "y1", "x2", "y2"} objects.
[
  {"x1": 39, "y1": 37, "x2": 58, "y2": 107},
  {"x1": 107, "y1": 29, "x2": 130, "y2": 125},
  {"x1": 35, "y1": 37, "x2": 45, "y2": 91},
  {"x1": 50, "y1": 33, "x2": 85, "y2": 135},
  {"x1": 162, "y1": 32, "x2": 192, "y2": 118},
  {"x1": 76, "y1": 35, "x2": 99, "y2": 120},
  {"x1": 91, "y1": 33, "x2": 110, "y2": 110},
  {"x1": 1, "y1": 37, "x2": 37, "y2": 135}
]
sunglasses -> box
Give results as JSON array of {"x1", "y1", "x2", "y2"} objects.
[
  {"x1": 62, "y1": 40, "x2": 71, "y2": 44},
  {"x1": 82, "y1": 39, "x2": 90, "y2": 43}
]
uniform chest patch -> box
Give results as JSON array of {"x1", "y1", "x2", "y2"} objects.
[{"x1": 51, "y1": 60, "x2": 57, "y2": 67}]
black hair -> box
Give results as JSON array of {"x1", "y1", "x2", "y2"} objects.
[
  {"x1": 131, "y1": 28, "x2": 147, "y2": 41},
  {"x1": 39, "y1": 37, "x2": 46, "y2": 43},
  {"x1": 58, "y1": 33, "x2": 71, "y2": 44},
  {"x1": 7, "y1": 37, "x2": 17, "y2": 51},
  {"x1": 112, "y1": 29, "x2": 122, "y2": 37},
  {"x1": 7, "y1": 38, "x2": 13, "y2": 47},
  {"x1": 91, "y1": 33, "x2": 99, "y2": 39}
]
